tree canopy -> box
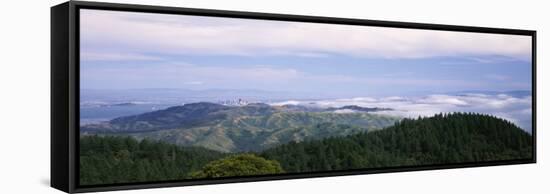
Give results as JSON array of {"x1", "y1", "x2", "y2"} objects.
[
  {"x1": 79, "y1": 135, "x2": 225, "y2": 185},
  {"x1": 80, "y1": 112, "x2": 532, "y2": 185},
  {"x1": 191, "y1": 154, "x2": 284, "y2": 178},
  {"x1": 261, "y1": 112, "x2": 533, "y2": 172}
]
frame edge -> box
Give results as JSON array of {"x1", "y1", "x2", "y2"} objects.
[
  {"x1": 51, "y1": 1, "x2": 71, "y2": 193},
  {"x1": 64, "y1": 1, "x2": 538, "y2": 193}
]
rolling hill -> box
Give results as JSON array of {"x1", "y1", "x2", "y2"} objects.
[{"x1": 81, "y1": 102, "x2": 400, "y2": 152}]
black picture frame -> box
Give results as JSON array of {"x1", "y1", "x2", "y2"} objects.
[{"x1": 51, "y1": 1, "x2": 537, "y2": 193}]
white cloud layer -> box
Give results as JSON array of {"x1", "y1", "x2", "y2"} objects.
[
  {"x1": 80, "y1": 9, "x2": 532, "y2": 60},
  {"x1": 271, "y1": 93, "x2": 532, "y2": 132}
]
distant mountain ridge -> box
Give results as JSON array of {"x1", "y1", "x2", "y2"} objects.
[
  {"x1": 82, "y1": 102, "x2": 231, "y2": 133},
  {"x1": 81, "y1": 102, "x2": 400, "y2": 152}
]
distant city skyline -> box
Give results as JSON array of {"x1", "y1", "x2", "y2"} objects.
[{"x1": 80, "y1": 9, "x2": 532, "y2": 97}]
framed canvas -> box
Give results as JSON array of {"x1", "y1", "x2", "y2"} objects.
[{"x1": 51, "y1": 1, "x2": 536, "y2": 193}]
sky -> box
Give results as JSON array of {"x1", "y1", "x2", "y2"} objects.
[
  {"x1": 79, "y1": 9, "x2": 533, "y2": 97},
  {"x1": 79, "y1": 9, "x2": 533, "y2": 131}
]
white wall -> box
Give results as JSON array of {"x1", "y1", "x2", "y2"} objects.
[{"x1": 0, "y1": 0, "x2": 547, "y2": 193}]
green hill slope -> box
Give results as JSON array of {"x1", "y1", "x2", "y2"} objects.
[
  {"x1": 112, "y1": 112, "x2": 398, "y2": 152},
  {"x1": 81, "y1": 102, "x2": 400, "y2": 152}
]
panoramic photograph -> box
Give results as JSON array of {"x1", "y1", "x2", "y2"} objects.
[{"x1": 78, "y1": 9, "x2": 533, "y2": 186}]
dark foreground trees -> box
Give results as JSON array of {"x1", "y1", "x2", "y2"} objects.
[
  {"x1": 79, "y1": 136, "x2": 225, "y2": 185},
  {"x1": 261, "y1": 112, "x2": 533, "y2": 173}
]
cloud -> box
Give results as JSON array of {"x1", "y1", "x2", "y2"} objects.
[
  {"x1": 80, "y1": 62, "x2": 303, "y2": 89},
  {"x1": 184, "y1": 81, "x2": 203, "y2": 85},
  {"x1": 80, "y1": 9, "x2": 532, "y2": 60},
  {"x1": 418, "y1": 95, "x2": 469, "y2": 106},
  {"x1": 484, "y1": 74, "x2": 510, "y2": 81},
  {"x1": 80, "y1": 59, "x2": 491, "y2": 94},
  {"x1": 270, "y1": 93, "x2": 533, "y2": 132},
  {"x1": 81, "y1": 52, "x2": 164, "y2": 61}
]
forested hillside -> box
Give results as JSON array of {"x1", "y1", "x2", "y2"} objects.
[
  {"x1": 79, "y1": 136, "x2": 226, "y2": 185},
  {"x1": 261, "y1": 112, "x2": 533, "y2": 172},
  {"x1": 80, "y1": 112, "x2": 532, "y2": 185}
]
